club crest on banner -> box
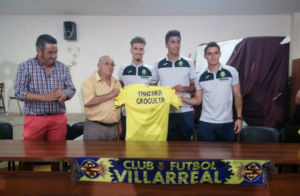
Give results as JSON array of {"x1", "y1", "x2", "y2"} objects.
[
  {"x1": 81, "y1": 160, "x2": 107, "y2": 179},
  {"x1": 236, "y1": 162, "x2": 262, "y2": 182},
  {"x1": 157, "y1": 162, "x2": 165, "y2": 170}
]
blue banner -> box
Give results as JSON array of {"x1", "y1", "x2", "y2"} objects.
[{"x1": 69, "y1": 158, "x2": 273, "y2": 185}]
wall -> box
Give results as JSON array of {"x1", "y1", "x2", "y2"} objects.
[
  {"x1": 291, "y1": 13, "x2": 300, "y2": 61},
  {"x1": 0, "y1": 15, "x2": 291, "y2": 113}
]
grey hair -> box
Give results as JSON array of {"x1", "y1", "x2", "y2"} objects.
[
  {"x1": 98, "y1": 55, "x2": 113, "y2": 64},
  {"x1": 98, "y1": 57, "x2": 103, "y2": 64}
]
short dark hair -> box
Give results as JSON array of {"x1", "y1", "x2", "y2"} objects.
[
  {"x1": 36, "y1": 34, "x2": 57, "y2": 51},
  {"x1": 165, "y1": 30, "x2": 181, "y2": 43},
  {"x1": 204, "y1": 41, "x2": 220, "y2": 54},
  {"x1": 130, "y1": 36, "x2": 146, "y2": 47}
]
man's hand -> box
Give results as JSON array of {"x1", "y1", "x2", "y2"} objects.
[
  {"x1": 58, "y1": 93, "x2": 67, "y2": 104},
  {"x1": 56, "y1": 86, "x2": 67, "y2": 103},
  {"x1": 45, "y1": 87, "x2": 63, "y2": 102},
  {"x1": 110, "y1": 88, "x2": 120, "y2": 98},
  {"x1": 118, "y1": 123, "x2": 123, "y2": 136},
  {"x1": 234, "y1": 119, "x2": 242, "y2": 134},
  {"x1": 175, "y1": 91, "x2": 184, "y2": 100},
  {"x1": 173, "y1": 84, "x2": 184, "y2": 93}
]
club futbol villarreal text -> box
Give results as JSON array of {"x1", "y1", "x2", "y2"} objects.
[
  {"x1": 136, "y1": 90, "x2": 165, "y2": 105},
  {"x1": 113, "y1": 160, "x2": 223, "y2": 184}
]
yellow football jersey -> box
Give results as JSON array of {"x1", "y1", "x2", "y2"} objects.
[{"x1": 114, "y1": 84, "x2": 182, "y2": 141}]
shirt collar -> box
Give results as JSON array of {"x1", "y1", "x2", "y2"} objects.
[
  {"x1": 165, "y1": 54, "x2": 182, "y2": 62},
  {"x1": 131, "y1": 61, "x2": 144, "y2": 67},
  {"x1": 96, "y1": 72, "x2": 116, "y2": 83},
  {"x1": 206, "y1": 63, "x2": 223, "y2": 73},
  {"x1": 35, "y1": 56, "x2": 56, "y2": 67}
]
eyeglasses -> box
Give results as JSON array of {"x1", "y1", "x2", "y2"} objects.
[{"x1": 100, "y1": 62, "x2": 116, "y2": 67}]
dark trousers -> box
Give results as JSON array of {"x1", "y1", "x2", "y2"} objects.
[
  {"x1": 167, "y1": 111, "x2": 194, "y2": 141},
  {"x1": 197, "y1": 121, "x2": 234, "y2": 142}
]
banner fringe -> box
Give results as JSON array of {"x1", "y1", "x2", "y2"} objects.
[
  {"x1": 264, "y1": 160, "x2": 275, "y2": 188},
  {"x1": 68, "y1": 158, "x2": 78, "y2": 186}
]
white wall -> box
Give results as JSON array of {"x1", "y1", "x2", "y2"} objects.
[
  {"x1": 0, "y1": 15, "x2": 291, "y2": 113},
  {"x1": 290, "y1": 13, "x2": 300, "y2": 61}
]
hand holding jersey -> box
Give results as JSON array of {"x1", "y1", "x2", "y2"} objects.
[
  {"x1": 152, "y1": 30, "x2": 196, "y2": 141},
  {"x1": 114, "y1": 84, "x2": 182, "y2": 141}
]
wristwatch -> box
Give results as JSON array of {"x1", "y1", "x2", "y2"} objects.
[{"x1": 237, "y1": 117, "x2": 243, "y2": 121}]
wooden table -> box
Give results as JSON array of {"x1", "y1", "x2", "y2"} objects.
[{"x1": 0, "y1": 140, "x2": 300, "y2": 196}]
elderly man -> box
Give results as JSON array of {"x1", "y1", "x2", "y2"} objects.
[
  {"x1": 14, "y1": 34, "x2": 76, "y2": 170},
  {"x1": 81, "y1": 55, "x2": 122, "y2": 140}
]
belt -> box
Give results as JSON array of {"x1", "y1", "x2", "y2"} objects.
[
  {"x1": 93, "y1": 121, "x2": 118, "y2": 127},
  {"x1": 36, "y1": 113, "x2": 58, "y2": 116}
]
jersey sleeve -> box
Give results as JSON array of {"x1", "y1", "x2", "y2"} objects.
[
  {"x1": 169, "y1": 89, "x2": 183, "y2": 110},
  {"x1": 194, "y1": 73, "x2": 202, "y2": 91},
  {"x1": 114, "y1": 88, "x2": 127, "y2": 110},
  {"x1": 188, "y1": 59, "x2": 196, "y2": 80},
  {"x1": 151, "y1": 67, "x2": 158, "y2": 84},
  {"x1": 152, "y1": 60, "x2": 159, "y2": 83},
  {"x1": 231, "y1": 67, "x2": 239, "y2": 86}
]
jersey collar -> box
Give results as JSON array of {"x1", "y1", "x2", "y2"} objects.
[
  {"x1": 165, "y1": 54, "x2": 182, "y2": 62},
  {"x1": 131, "y1": 62, "x2": 144, "y2": 67},
  {"x1": 206, "y1": 63, "x2": 223, "y2": 73}
]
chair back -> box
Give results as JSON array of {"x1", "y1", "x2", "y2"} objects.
[
  {"x1": 70, "y1": 122, "x2": 84, "y2": 140},
  {"x1": 240, "y1": 126, "x2": 280, "y2": 143},
  {"x1": 65, "y1": 124, "x2": 72, "y2": 140},
  {"x1": 0, "y1": 121, "x2": 13, "y2": 139},
  {"x1": 280, "y1": 127, "x2": 300, "y2": 143}
]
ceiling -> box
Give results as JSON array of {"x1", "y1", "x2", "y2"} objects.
[{"x1": 0, "y1": 0, "x2": 300, "y2": 16}]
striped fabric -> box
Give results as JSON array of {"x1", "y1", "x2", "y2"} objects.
[{"x1": 14, "y1": 57, "x2": 76, "y2": 115}]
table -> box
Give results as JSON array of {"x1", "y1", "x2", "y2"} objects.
[
  {"x1": 0, "y1": 140, "x2": 300, "y2": 195},
  {"x1": 1, "y1": 140, "x2": 300, "y2": 162}
]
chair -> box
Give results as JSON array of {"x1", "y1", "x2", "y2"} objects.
[
  {"x1": 66, "y1": 124, "x2": 72, "y2": 140},
  {"x1": 280, "y1": 127, "x2": 300, "y2": 143},
  {"x1": 0, "y1": 83, "x2": 6, "y2": 113},
  {"x1": 240, "y1": 126, "x2": 281, "y2": 172},
  {"x1": 240, "y1": 126, "x2": 280, "y2": 143},
  {"x1": 70, "y1": 122, "x2": 84, "y2": 140},
  {"x1": 280, "y1": 127, "x2": 300, "y2": 173},
  {"x1": 6, "y1": 96, "x2": 22, "y2": 116},
  {"x1": 0, "y1": 121, "x2": 15, "y2": 171},
  {"x1": 63, "y1": 122, "x2": 84, "y2": 171}
]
